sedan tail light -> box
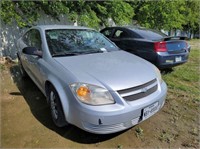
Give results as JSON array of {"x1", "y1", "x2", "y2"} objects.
[{"x1": 154, "y1": 41, "x2": 167, "y2": 52}]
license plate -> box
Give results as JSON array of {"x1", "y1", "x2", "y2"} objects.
[
  {"x1": 166, "y1": 60, "x2": 173, "y2": 63},
  {"x1": 142, "y1": 102, "x2": 159, "y2": 120},
  {"x1": 175, "y1": 56, "x2": 182, "y2": 62}
]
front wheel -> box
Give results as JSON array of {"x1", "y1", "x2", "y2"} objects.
[{"x1": 48, "y1": 85, "x2": 68, "y2": 127}]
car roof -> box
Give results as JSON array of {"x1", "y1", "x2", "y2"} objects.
[
  {"x1": 32, "y1": 25, "x2": 93, "y2": 31},
  {"x1": 103, "y1": 26, "x2": 147, "y2": 30},
  {"x1": 102, "y1": 26, "x2": 168, "y2": 40}
]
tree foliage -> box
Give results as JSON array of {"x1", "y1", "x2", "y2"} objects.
[
  {"x1": 0, "y1": 0, "x2": 199, "y2": 33},
  {"x1": 0, "y1": 0, "x2": 69, "y2": 27},
  {"x1": 0, "y1": 0, "x2": 134, "y2": 28},
  {"x1": 134, "y1": 0, "x2": 186, "y2": 30},
  {"x1": 181, "y1": 0, "x2": 200, "y2": 33}
]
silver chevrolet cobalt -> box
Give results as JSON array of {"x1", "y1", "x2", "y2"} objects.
[{"x1": 17, "y1": 25, "x2": 167, "y2": 134}]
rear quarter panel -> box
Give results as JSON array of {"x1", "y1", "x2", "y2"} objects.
[{"x1": 120, "y1": 38, "x2": 158, "y2": 63}]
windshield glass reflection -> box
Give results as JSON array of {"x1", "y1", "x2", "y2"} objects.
[{"x1": 45, "y1": 29, "x2": 118, "y2": 57}]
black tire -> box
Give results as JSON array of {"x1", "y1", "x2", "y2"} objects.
[
  {"x1": 48, "y1": 85, "x2": 68, "y2": 127},
  {"x1": 18, "y1": 57, "x2": 28, "y2": 78}
]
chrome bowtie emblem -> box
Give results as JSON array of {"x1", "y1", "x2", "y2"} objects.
[{"x1": 141, "y1": 87, "x2": 148, "y2": 93}]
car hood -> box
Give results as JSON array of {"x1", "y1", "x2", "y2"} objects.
[{"x1": 54, "y1": 51, "x2": 156, "y2": 91}]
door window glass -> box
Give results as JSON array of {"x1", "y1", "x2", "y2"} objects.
[
  {"x1": 113, "y1": 30, "x2": 129, "y2": 38},
  {"x1": 23, "y1": 29, "x2": 42, "y2": 51},
  {"x1": 29, "y1": 30, "x2": 42, "y2": 51},
  {"x1": 101, "y1": 29, "x2": 112, "y2": 38}
]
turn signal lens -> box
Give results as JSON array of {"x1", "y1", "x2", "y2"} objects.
[{"x1": 77, "y1": 86, "x2": 90, "y2": 97}]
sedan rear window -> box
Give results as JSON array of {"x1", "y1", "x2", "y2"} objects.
[
  {"x1": 45, "y1": 29, "x2": 118, "y2": 56},
  {"x1": 131, "y1": 28, "x2": 168, "y2": 41}
]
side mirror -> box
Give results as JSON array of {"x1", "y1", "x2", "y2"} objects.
[{"x1": 22, "y1": 47, "x2": 42, "y2": 57}]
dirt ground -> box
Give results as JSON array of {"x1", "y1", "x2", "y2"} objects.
[{"x1": 1, "y1": 41, "x2": 199, "y2": 148}]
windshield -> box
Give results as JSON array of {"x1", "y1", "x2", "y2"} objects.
[{"x1": 45, "y1": 29, "x2": 118, "y2": 56}]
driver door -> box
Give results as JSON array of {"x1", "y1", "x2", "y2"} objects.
[{"x1": 23, "y1": 29, "x2": 44, "y2": 89}]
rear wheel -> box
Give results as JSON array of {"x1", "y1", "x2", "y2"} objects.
[{"x1": 48, "y1": 85, "x2": 68, "y2": 127}]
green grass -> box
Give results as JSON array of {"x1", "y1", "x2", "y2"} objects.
[
  {"x1": 158, "y1": 130, "x2": 177, "y2": 143},
  {"x1": 135, "y1": 127, "x2": 144, "y2": 138},
  {"x1": 162, "y1": 39, "x2": 200, "y2": 102}
]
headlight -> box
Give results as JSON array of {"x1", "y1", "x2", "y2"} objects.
[
  {"x1": 154, "y1": 66, "x2": 163, "y2": 84},
  {"x1": 70, "y1": 83, "x2": 115, "y2": 105}
]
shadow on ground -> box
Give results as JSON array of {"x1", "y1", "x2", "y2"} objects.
[
  {"x1": 9, "y1": 65, "x2": 124, "y2": 144},
  {"x1": 160, "y1": 68, "x2": 174, "y2": 75}
]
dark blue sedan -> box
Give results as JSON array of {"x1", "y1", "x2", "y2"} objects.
[{"x1": 100, "y1": 26, "x2": 190, "y2": 69}]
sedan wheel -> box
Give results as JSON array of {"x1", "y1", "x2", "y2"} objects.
[{"x1": 48, "y1": 85, "x2": 68, "y2": 127}]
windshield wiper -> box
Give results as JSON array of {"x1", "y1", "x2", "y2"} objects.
[
  {"x1": 79, "y1": 50, "x2": 104, "y2": 54},
  {"x1": 52, "y1": 52, "x2": 77, "y2": 57},
  {"x1": 52, "y1": 50, "x2": 104, "y2": 57}
]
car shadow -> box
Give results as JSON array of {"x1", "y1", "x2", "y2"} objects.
[
  {"x1": 160, "y1": 68, "x2": 174, "y2": 75},
  {"x1": 9, "y1": 65, "x2": 124, "y2": 144}
]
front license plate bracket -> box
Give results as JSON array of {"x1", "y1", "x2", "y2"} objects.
[{"x1": 142, "y1": 102, "x2": 159, "y2": 121}]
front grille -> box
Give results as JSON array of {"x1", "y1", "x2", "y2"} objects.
[
  {"x1": 117, "y1": 79, "x2": 158, "y2": 101},
  {"x1": 83, "y1": 122, "x2": 125, "y2": 133}
]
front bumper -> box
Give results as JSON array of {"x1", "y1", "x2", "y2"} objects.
[{"x1": 69, "y1": 81, "x2": 167, "y2": 134}]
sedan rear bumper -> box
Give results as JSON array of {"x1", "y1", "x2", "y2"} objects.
[
  {"x1": 156, "y1": 52, "x2": 189, "y2": 69},
  {"x1": 70, "y1": 81, "x2": 167, "y2": 134}
]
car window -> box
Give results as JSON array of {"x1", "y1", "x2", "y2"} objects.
[
  {"x1": 131, "y1": 28, "x2": 168, "y2": 40},
  {"x1": 45, "y1": 29, "x2": 118, "y2": 56},
  {"x1": 23, "y1": 29, "x2": 42, "y2": 51},
  {"x1": 131, "y1": 32, "x2": 142, "y2": 38},
  {"x1": 113, "y1": 30, "x2": 129, "y2": 38},
  {"x1": 101, "y1": 29, "x2": 113, "y2": 38},
  {"x1": 29, "y1": 30, "x2": 42, "y2": 51}
]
